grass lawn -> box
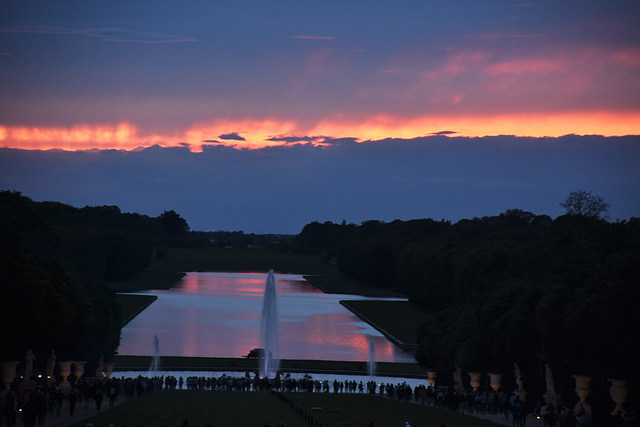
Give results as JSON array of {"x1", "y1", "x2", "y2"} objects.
[
  {"x1": 340, "y1": 300, "x2": 432, "y2": 345},
  {"x1": 304, "y1": 275, "x2": 403, "y2": 297},
  {"x1": 290, "y1": 392, "x2": 503, "y2": 427},
  {"x1": 70, "y1": 390, "x2": 300, "y2": 427},
  {"x1": 147, "y1": 247, "x2": 342, "y2": 275},
  {"x1": 111, "y1": 270, "x2": 186, "y2": 292},
  {"x1": 116, "y1": 294, "x2": 158, "y2": 326},
  {"x1": 71, "y1": 390, "x2": 504, "y2": 427}
]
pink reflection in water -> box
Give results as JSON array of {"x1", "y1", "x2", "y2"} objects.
[{"x1": 118, "y1": 272, "x2": 414, "y2": 363}]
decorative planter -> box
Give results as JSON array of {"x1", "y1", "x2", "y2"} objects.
[
  {"x1": 608, "y1": 378, "x2": 628, "y2": 416},
  {"x1": 468, "y1": 372, "x2": 483, "y2": 391},
  {"x1": 426, "y1": 370, "x2": 436, "y2": 388},
  {"x1": 488, "y1": 373, "x2": 502, "y2": 391},
  {"x1": 573, "y1": 374, "x2": 591, "y2": 403},
  {"x1": 72, "y1": 361, "x2": 86, "y2": 380},
  {"x1": 59, "y1": 361, "x2": 72, "y2": 381},
  {"x1": 1, "y1": 361, "x2": 19, "y2": 381},
  {"x1": 573, "y1": 374, "x2": 592, "y2": 415},
  {"x1": 58, "y1": 361, "x2": 73, "y2": 396},
  {"x1": 104, "y1": 363, "x2": 115, "y2": 379},
  {"x1": 1, "y1": 361, "x2": 19, "y2": 399}
]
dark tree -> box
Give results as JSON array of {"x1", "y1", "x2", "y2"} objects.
[
  {"x1": 560, "y1": 190, "x2": 610, "y2": 219},
  {"x1": 296, "y1": 209, "x2": 639, "y2": 413},
  {"x1": 158, "y1": 210, "x2": 191, "y2": 246},
  {"x1": 0, "y1": 191, "x2": 189, "y2": 362},
  {"x1": 159, "y1": 210, "x2": 190, "y2": 234}
]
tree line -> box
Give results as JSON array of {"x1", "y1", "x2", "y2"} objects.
[
  {"x1": 0, "y1": 191, "x2": 189, "y2": 364},
  {"x1": 2, "y1": 189, "x2": 637, "y2": 413},
  {"x1": 294, "y1": 202, "x2": 640, "y2": 411}
]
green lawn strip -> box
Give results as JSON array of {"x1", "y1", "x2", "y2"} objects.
[
  {"x1": 147, "y1": 247, "x2": 341, "y2": 275},
  {"x1": 110, "y1": 270, "x2": 186, "y2": 292},
  {"x1": 70, "y1": 390, "x2": 301, "y2": 427},
  {"x1": 290, "y1": 392, "x2": 503, "y2": 427},
  {"x1": 116, "y1": 294, "x2": 158, "y2": 326},
  {"x1": 304, "y1": 274, "x2": 405, "y2": 297},
  {"x1": 71, "y1": 390, "x2": 503, "y2": 427},
  {"x1": 340, "y1": 300, "x2": 431, "y2": 346},
  {"x1": 113, "y1": 355, "x2": 426, "y2": 378}
]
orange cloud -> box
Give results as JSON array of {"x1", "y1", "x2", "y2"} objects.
[
  {"x1": 1, "y1": 111, "x2": 637, "y2": 152},
  {"x1": 187, "y1": 118, "x2": 301, "y2": 150},
  {"x1": 309, "y1": 111, "x2": 639, "y2": 141},
  {"x1": 0, "y1": 123, "x2": 171, "y2": 151}
]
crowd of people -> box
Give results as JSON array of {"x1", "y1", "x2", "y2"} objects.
[
  {"x1": 1, "y1": 375, "x2": 164, "y2": 427},
  {"x1": 2, "y1": 372, "x2": 637, "y2": 427}
]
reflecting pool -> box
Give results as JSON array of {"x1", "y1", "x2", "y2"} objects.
[{"x1": 117, "y1": 272, "x2": 415, "y2": 363}]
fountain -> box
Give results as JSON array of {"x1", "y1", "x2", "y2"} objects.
[
  {"x1": 259, "y1": 269, "x2": 279, "y2": 378},
  {"x1": 368, "y1": 340, "x2": 376, "y2": 377},
  {"x1": 150, "y1": 334, "x2": 160, "y2": 372}
]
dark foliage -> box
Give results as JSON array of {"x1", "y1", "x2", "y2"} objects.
[
  {"x1": 296, "y1": 210, "x2": 640, "y2": 410},
  {"x1": 191, "y1": 230, "x2": 294, "y2": 250},
  {"x1": 0, "y1": 191, "x2": 189, "y2": 363},
  {"x1": 292, "y1": 220, "x2": 355, "y2": 257},
  {"x1": 561, "y1": 189, "x2": 610, "y2": 219}
]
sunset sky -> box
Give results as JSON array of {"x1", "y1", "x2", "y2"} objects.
[
  {"x1": 2, "y1": 0, "x2": 639, "y2": 150},
  {"x1": 1, "y1": 1, "x2": 639, "y2": 232}
]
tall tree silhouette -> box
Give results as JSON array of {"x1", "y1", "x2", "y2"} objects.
[{"x1": 561, "y1": 190, "x2": 610, "y2": 219}]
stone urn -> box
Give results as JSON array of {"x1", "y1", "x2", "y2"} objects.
[
  {"x1": 573, "y1": 374, "x2": 592, "y2": 415},
  {"x1": 488, "y1": 373, "x2": 502, "y2": 391},
  {"x1": 1, "y1": 361, "x2": 20, "y2": 399},
  {"x1": 573, "y1": 375, "x2": 591, "y2": 403},
  {"x1": 58, "y1": 361, "x2": 73, "y2": 396},
  {"x1": 468, "y1": 372, "x2": 483, "y2": 391},
  {"x1": 104, "y1": 363, "x2": 115, "y2": 379},
  {"x1": 426, "y1": 370, "x2": 437, "y2": 388},
  {"x1": 72, "y1": 361, "x2": 86, "y2": 381},
  {"x1": 608, "y1": 378, "x2": 628, "y2": 416}
]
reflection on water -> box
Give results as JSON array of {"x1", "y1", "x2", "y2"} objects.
[{"x1": 117, "y1": 272, "x2": 414, "y2": 363}]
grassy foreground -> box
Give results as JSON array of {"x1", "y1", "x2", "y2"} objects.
[
  {"x1": 71, "y1": 390, "x2": 300, "y2": 427},
  {"x1": 71, "y1": 389, "x2": 503, "y2": 427}
]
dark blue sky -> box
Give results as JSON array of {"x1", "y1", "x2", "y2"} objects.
[{"x1": 2, "y1": 135, "x2": 638, "y2": 233}]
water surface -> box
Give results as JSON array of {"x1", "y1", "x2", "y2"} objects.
[{"x1": 117, "y1": 272, "x2": 414, "y2": 363}]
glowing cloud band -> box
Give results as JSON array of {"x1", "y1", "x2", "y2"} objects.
[{"x1": 1, "y1": 111, "x2": 638, "y2": 152}]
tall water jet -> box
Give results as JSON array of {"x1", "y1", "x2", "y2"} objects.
[
  {"x1": 367, "y1": 340, "x2": 376, "y2": 377},
  {"x1": 259, "y1": 269, "x2": 279, "y2": 378},
  {"x1": 150, "y1": 334, "x2": 160, "y2": 372}
]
